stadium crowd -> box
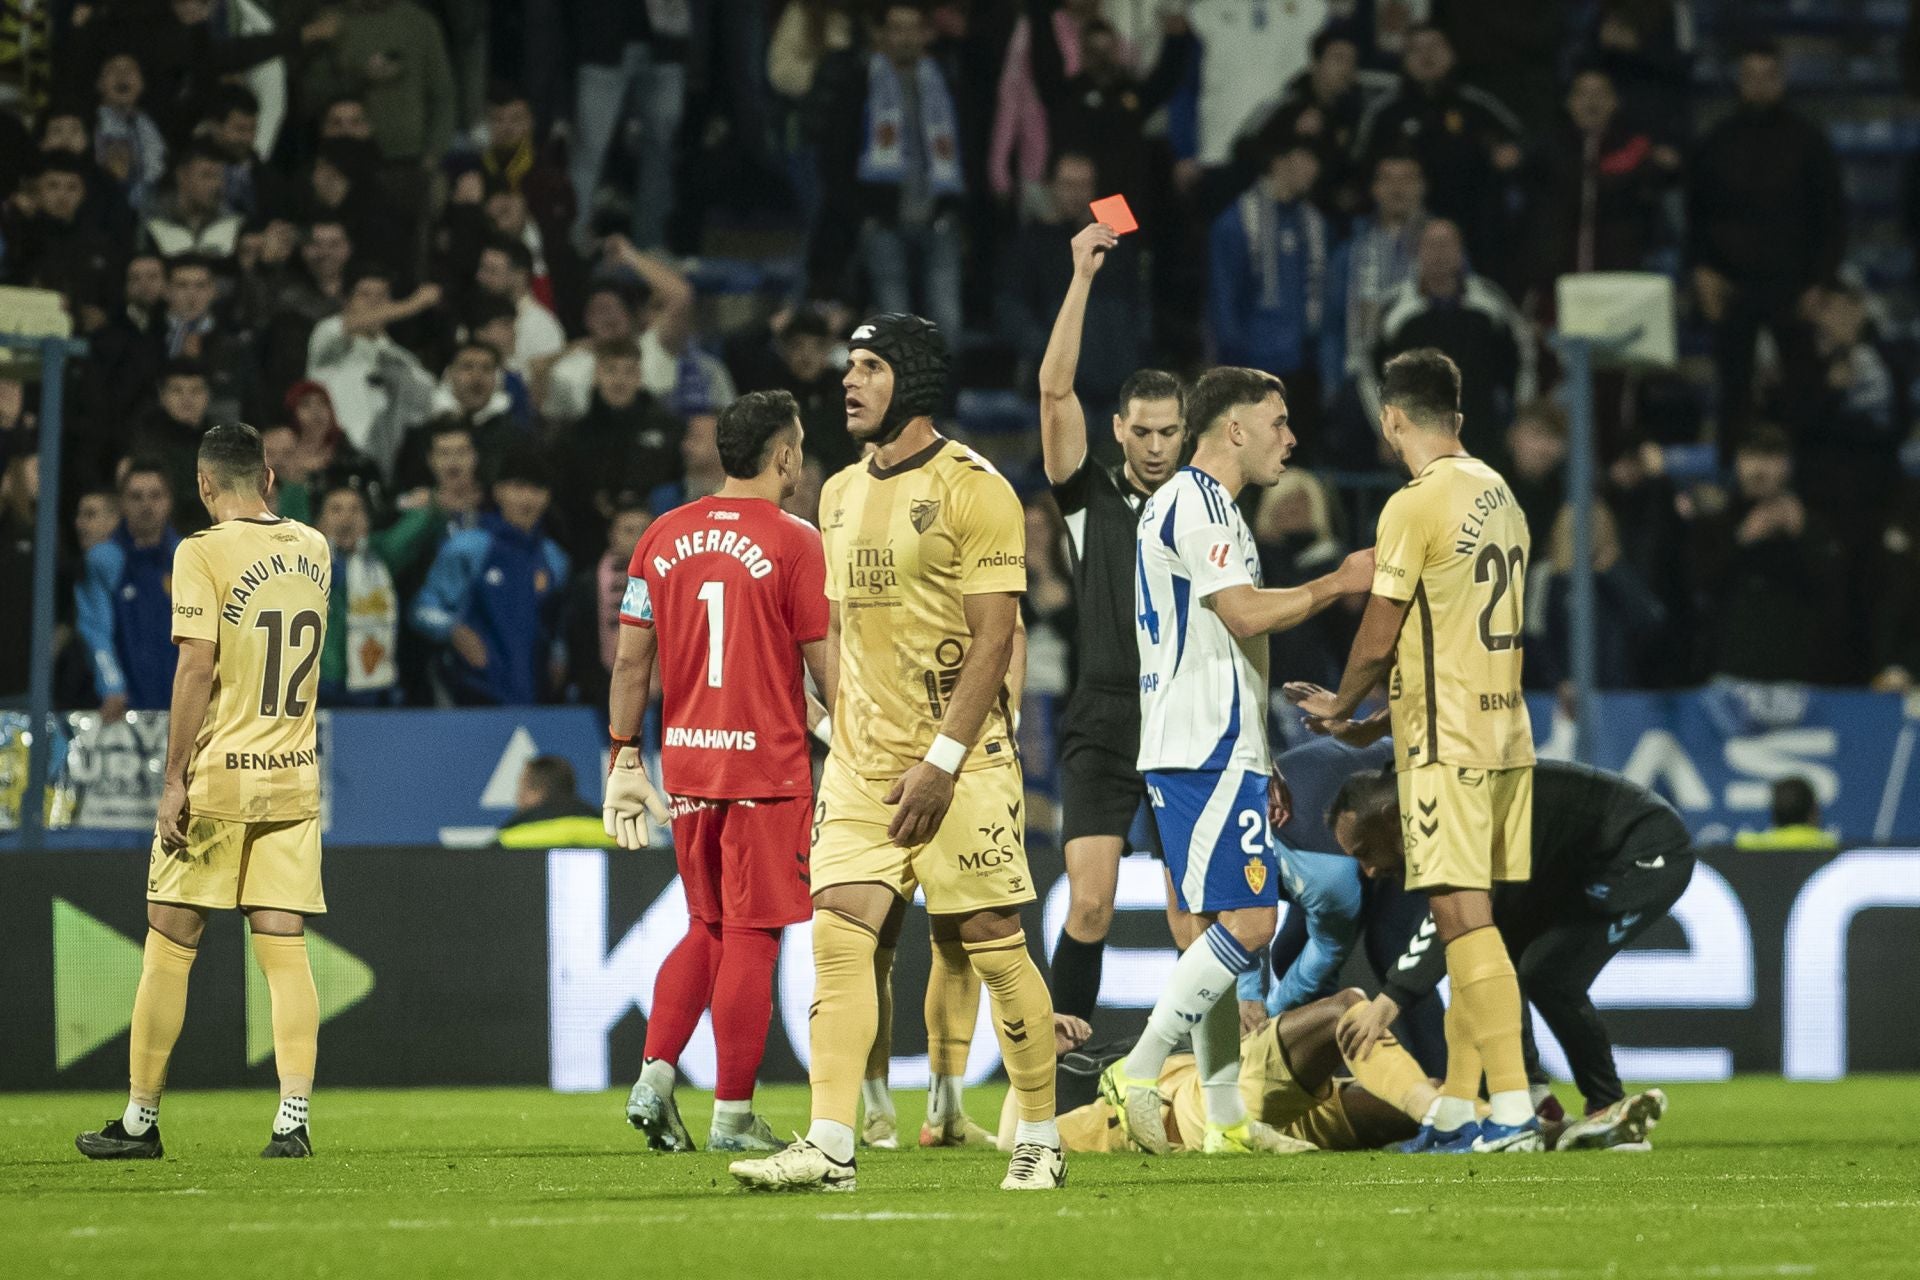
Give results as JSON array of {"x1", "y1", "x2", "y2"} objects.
[{"x1": 2, "y1": 0, "x2": 1917, "y2": 719}]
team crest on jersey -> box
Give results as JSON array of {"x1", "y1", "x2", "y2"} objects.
[
  {"x1": 911, "y1": 499, "x2": 940, "y2": 533},
  {"x1": 1244, "y1": 858, "x2": 1267, "y2": 896}
]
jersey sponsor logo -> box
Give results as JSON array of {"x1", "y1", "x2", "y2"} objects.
[
  {"x1": 910, "y1": 499, "x2": 940, "y2": 533},
  {"x1": 224, "y1": 748, "x2": 318, "y2": 770},
  {"x1": 1208, "y1": 541, "x2": 1231, "y2": 569},
  {"x1": 220, "y1": 553, "x2": 329, "y2": 625},
  {"x1": 847, "y1": 547, "x2": 897, "y2": 594},
  {"x1": 974, "y1": 550, "x2": 1023, "y2": 568},
  {"x1": 959, "y1": 821, "x2": 1019, "y2": 873},
  {"x1": 652, "y1": 528, "x2": 775, "y2": 580},
  {"x1": 663, "y1": 726, "x2": 759, "y2": 751},
  {"x1": 174, "y1": 604, "x2": 204, "y2": 618},
  {"x1": 668, "y1": 795, "x2": 716, "y2": 819},
  {"x1": 710, "y1": 509, "x2": 740, "y2": 521},
  {"x1": 1377, "y1": 562, "x2": 1408, "y2": 582},
  {"x1": 1479, "y1": 691, "x2": 1525, "y2": 711}
]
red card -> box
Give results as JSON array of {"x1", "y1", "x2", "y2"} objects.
[{"x1": 1089, "y1": 194, "x2": 1139, "y2": 235}]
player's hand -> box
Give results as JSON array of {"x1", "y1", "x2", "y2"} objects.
[
  {"x1": 1070, "y1": 221, "x2": 1118, "y2": 278},
  {"x1": 1239, "y1": 999, "x2": 1270, "y2": 1037},
  {"x1": 1053, "y1": 1013, "x2": 1092, "y2": 1056},
  {"x1": 1334, "y1": 547, "x2": 1375, "y2": 594},
  {"x1": 1283, "y1": 681, "x2": 1341, "y2": 722},
  {"x1": 1268, "y1": 766, "x2": 1293, "y2": 830},
  {"x1": 883, "y1": 761, "x2": 955, "y2": 847},
  {"x1": 449, "y1": 623, "x2": 488, "y2": 669},
  {"x1": 155, "y1": 778, "x2": 190, "y2": 851},
  {"x1": 1335, "y1": 992, "x2": 1400, "y2": 1064},
  {"x1": 603, "y1": 744, "x2": 670, "y2": 848}
]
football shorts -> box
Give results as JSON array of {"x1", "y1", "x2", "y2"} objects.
[
  {"x1": 670, "y1": 794, "x2": 814, "y2": 929},
  {"x1": 1058, "y1": 688, "x2": 1160, "y2": 853},
  {"x1": 1146, "y1": 767, "x2": 1279, "y2": 914},
  {"x1": 1397, "y1": 763, "x2": 1533, "y2": 891},
  {"x1": 148, "y1": 815, "x2": 326, "y2": 914},
  {"x1": 810, "y1": 754, "x2": 1034, "y2": 916}
]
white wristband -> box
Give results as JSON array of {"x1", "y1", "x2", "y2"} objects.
[
  {"x1": 925, "y1": 733, "x2": 968, "y2": 775},
  {"x1": 812, "y1": 715, "x2": 833, "y2": 746}
]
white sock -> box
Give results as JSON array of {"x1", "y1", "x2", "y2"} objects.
[
  {"x1": 1430, "y1": 1094, "x2": 1477, "y2": 1132},
  {"x1": 121, "y1": 1100, "x2": 158, "y2": 1136},
  {"x1": 1122, "y1": 923, "x2": 1255, "y2": 1082},
  {"x1": 273, "y1": 1095, "x2": 308, "y2": 1136},
  {"x1": 860, "y1": 1077, "x2": 895, "y2": 1121},
  {"x1": 805, "y1": 1118, "x2": 856, "y2": 1163},
  {"x1": 1193, "y1": 997, "x2": 1246, "y2": 1127},
  {"x1": 712, "y1": 1099, "x2": 752, "y2": 1132},
  {"x1": 1014, "y1": 1118, "x2": 1060, "y2": 1150},
  {"x1": 639, "y1": 1057, "x2": 675, "y2": 1098},
  {"x1": 926, "y1": 1074, "x2": 963, "y2": 1127},
  {"x1": 1488, "y1": 1089, "x2": 1534, "y2": 1127}
]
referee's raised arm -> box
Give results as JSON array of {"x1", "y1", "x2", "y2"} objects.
[{"x1": 1037, "y1": 221, "x2": 1121, "y2": 485}]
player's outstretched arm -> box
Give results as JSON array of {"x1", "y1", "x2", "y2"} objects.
[
  {"x1": 1285, "y1": 592, "x2": 1409, "y2": 723},
  {"x1": 1208, "y1": 548, "x2": 1375, "y2": 639},
  {"x1": 1037, "y1": 222, "x2": 1119, "y2": 485},
  {"x1": 155, "y1": 638, "x2": 217, "y2": 849}
]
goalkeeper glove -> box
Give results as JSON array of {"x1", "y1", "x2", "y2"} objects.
[{"x1": 603, "y1": 741, "x2": 670, "y2": 849}]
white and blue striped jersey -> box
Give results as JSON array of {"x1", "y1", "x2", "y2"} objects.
[{"x1": 1134, "y1": 466, "x2": 1272, "y2": 774}]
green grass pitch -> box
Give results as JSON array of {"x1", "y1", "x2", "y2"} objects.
[{"x1": 5, "y1": 1079, "x2": 1918, "y2": 1279}]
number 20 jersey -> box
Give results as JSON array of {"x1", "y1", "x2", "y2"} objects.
[
  {"x1": 1371, "y1": 454, "x2": 1534, "y2": 773},
  {"x1": 169, "y1": 516, "x2": 331, "y2": 821},
  {"x1": 622, "y1": 496, "x2": 829, "y2": 800}
]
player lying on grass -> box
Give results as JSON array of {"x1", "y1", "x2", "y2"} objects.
[{"x1": 1316, "y1": 754, "x2": 1691, "y2": 1151}]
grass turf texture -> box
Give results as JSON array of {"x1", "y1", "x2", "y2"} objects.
[{"x1": 5, "y1": 1078, "x2": 1918, "y2": 1279}]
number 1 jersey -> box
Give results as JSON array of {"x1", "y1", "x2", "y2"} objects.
[
  {"x1": 621, "y1": 496, "x2": 828, "y2": 799},
  {"x1": 1371, "y1": 455, "x2": 1533, "y2": 773},
  {"x1": 170, "y1": 516, "x2": 332, "y2": 821}
]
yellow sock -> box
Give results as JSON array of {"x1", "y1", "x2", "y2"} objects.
[
  {"x1": 129, "y1": 930, "x2": 197, "y2": 1105},
  {"x1": 251, "y1": 931, "x2": 319, "y2": 1097},
  {"x1": 925, "y1": 936, "x2": 979, "y2": 1078},
  {"x1": 1446, "y1": 926, "x2": 1529, "y2": 1097},
  {"x1": 1338, "y1": 1005, "x2": 1437, "y2": 1122},
  {"x1": 1441, "y1": 999, "x2": 1482, "y2": 1100},
  {"x1": 808, "y1": 911, "x2": 879, "y2": 1128},
  {"x1": 865, "y1": 945, "x2": 895, "y2": 1081},
  {"x1": 962, "y1": 933, "x2": 1054, "y2": 1123}
]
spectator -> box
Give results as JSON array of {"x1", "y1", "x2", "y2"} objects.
[
  {"x1": 392, "y1": 339, "x2": 524, "y2": 488},
  {"x1": 1688, "y1": 40, "x2": 1846, "y2": 444},
  {"x1": 401, "y1": 418, "x2": 488, "y2": 537},
  {"x1": 1584, "y1": 0, "x2": 1695, "y2": 146},
  {"x1": 1327, "y1": 151, "x2": 1427, "y2": 451},
  {"x1": 1785, "y1": 284, "x2": 1906, "y2": 544},
  {"x1": 533, "y1": 244, "x2": 698, "y2": 422},
  {"x1": 769, "y1": 0, "x2": 854, "y2": 103},
  {"x1": 2, "y1": 154, "x2": 118, "y2": 311},
  {"x1": 1027, "y1": 7, "x2": 1194, "y2": 209},
  {"x1": 142, "y1": 144, "x2": 244, "y2": 258},
  {"x1": 811, "y1": 1, "x2": 967, "y2": 342},
  {"x1": 563, "y1": 501, "x2": 652, "y2": 715},
  {"x1": 1208, "y1": 138, "x2": 1337, "y2": 430},
  {"x1": 318, "y1": 95, "x2": 377, "y2": 142},
  {"x1": 1530, "y1": 503, "x2": 1667, "y2": 693},
  {"x1": 315, "y1": 483, "x2": 439, "y2": 706},
  {"x1": 295, "y1": 137, "x2": 396, "y2": 250},
  {"x1": 645, "y1": 407, "x2": 725, "y2": 514},
  {"x1": 199, "y1": 85, "x2": 294, "y2": 225},
  {"x1": 411, "y1": 447, "x2": 570, "y2": 705},
  {"x1": 76, "y1": 462, "x2": 180, "y2": 716},
  {"x1": 566, "y1": 0, "x2": 690, "y2": 250},
  {"x1": 1252, "y1": 468, "x2": 1355, "y2": 693},
  {"x1": 1185, "y1": 0, "x2": 1329, "y2": 166},
  {"x1": 1505, "y1": 397, "x2": 1569, "y2": 536},
  {"x1": 991, "y1": 0, "x2": 1101, "y2": 208},
  {"x1": 127, "y1": 360, "x2": 215, "y2": 532},
  {"x1": 246, "y1": 218, "x2": 356, "y2": 398},
  {"x1": 1604, "y1": 438, "x2": 1696, "y2": 687},
  {"x1": 552, "y1": 342, "x2": 686, "y2": 563},
  {"x1": 147, "y1": 253, "x2": 256, "y2": 425},
  {"x1": 724, "y1": 307, "x2": 857, "y2": 473},
  {"x1": 476, "y1": 82, "x2": 576, "y2": 244},
  {"x1": 120, "y1": 253, "x2": 168, "y2": 332},
  {"x1": 37, "y1": 107, "x2": 138, "y2": 247},
  {"x1": 0, "y1": 452, "x2": 33, "y2": 701},
  {"x1": 1733, "y1": 777, "x2": 1838, "y2": 852},
  {"x1": 305, "y1": 263, "x2": 439, "y2": 475},
  {"x1": 1374, "y1": 219, "x2": 1533, "y2": 460},
  {"x1": 474, "y1": 235, "x2": 565, "y2": 371},
  {"x1": 1356, "y1": 24, "x2": 1523, "y2": 271},
  {"x1": 1692, "y1": 425, "x2": 1845, "y2": 684},
  {"x1": 497, "y1": 755, "x2": 614, "y2": 848},
  {"x1": 1237, "y1": 25, "x2": 1372, "y2": 217},
  {"x1": 91, "y1": 51, "x2": 168, "y2": 212},
  {"x1": 1521, "y1": 65, "x2": 1678, "y2": 303},
  {"x1": 261, "y1": 423, "x2": 312, "y2": 520},
  {"x1": 282, "y1": 380, "x2": 389, "y2": 518}
]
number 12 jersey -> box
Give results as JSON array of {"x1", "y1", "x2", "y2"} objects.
[
  {"x1": 621, "y1": 496, "x2": 828, "y2": 800},
  {"x1": 1370, "y1": 454, "x2": 1534, "y2": 774}
]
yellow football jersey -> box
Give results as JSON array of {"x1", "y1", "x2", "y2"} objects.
[
  {"x1": 1372, "y1": 455, "x2": 1534, "y2": 772},
  {"x1": 819, "y1": 438, "x2": 1025, "y2": 779},
  {"x1": 170, "y1": 516, "x2": 332, "y2": 821}
]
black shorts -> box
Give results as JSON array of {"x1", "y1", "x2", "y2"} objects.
[{"x1": 1057, "y1": 689, "x2": 1161, "y2": 855}]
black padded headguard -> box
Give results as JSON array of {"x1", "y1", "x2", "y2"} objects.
[{"x1": 848, "y1": 312, "x2": 949, "y2": 443}]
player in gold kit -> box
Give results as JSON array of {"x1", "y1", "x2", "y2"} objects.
[
  {"x1": 729, "y1": 314, "x2": 1064, "y2": 1193},
  {"x1": 1288, "y1": 349, "x2": 1542, "y2": 1152},
  {"x1": 77, "y1": 424, "x2": 332, "y2": 1161}
]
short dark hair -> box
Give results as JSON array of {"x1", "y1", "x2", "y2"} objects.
[
  {"x1": 493, "y1": 444, "x2": 552, "y2": 491},
  {"x1": 779, "y1": 309, "x2": 831, "y2": 342},
  {"x1": 1184, "y1": 367, "x2": 1284, "y2": 438},
  {"x1": 427, "y1": 417, "x2": 476, "y2": 446},
  {"x1": 1326, "y1": 765, "x2": 1399, "y2": 833},
  {"x1": 519, "y1": 755, "x2": 577, "y2": 805},
  {"x1": 1380, "y1": 348, "x2": 1462, "y2": 429},
  {"x1": 485, "y1": 79, "x2": 529, "y2": 109},
  {"x1": 198, "y1": 421, "x2": 267, "y2": 492},
  {"x1": 451, "y1": 338, "x2": 502, "y2": 368},
  {"x1": 593, "y1": 339, "x2": 641, "y2": 364},
  {"x1": 205, "y1": 83, "x2": 260, "y2": 121},
  {"x1": 120, "y1": 458, "x2": 170, "y2": 490},
  {"x1": 1771, "y1": 776, "x2": 1818, "y2": 827},
  {"x1": 586, "y1": 278, "x2": 644, "y2": 314},
  {"x1": 465, "y1": 294, "x2": 517, "y2": 330},
  {"x1": 177, "y1": 141, "x2": 227, "y2": 171},
  {"x1": 165, "y1": 252, "x2": 216, "y2": 280},
  {"x1": 1117, "y1": 369, "x2": 1184, "y2": 417},
  {"x1": 346, "y1": 259, "x2": 396, "y2": 291},
  {"x1": 481, "y1": 235, "x2": 534, "y2": 275},
  {"x1": 1311, "y1": 23, "x2": 1360, "y2": 61},
  {"x1": 319, "y1": 482, "x2": 368, "y2": 515},
  {"x1": 717, "y1": 389, "x2": 801, "y2": 479},
  {"x1": 161, "y1": 357, "x2": 209, "y2": 384}
]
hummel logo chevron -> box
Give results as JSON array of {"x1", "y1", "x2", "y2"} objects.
[
  {"x1": 1419, "y1": 820, "x2": 1439, "y2": 837},
  {"x1": 1003, "y1": 1019, "x2": 1029, "y2": 1044},
  {"x1": 1418, "y1": 798, "x2": 1438, "y2": 815}
]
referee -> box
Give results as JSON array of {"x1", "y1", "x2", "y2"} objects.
[
  {"x1": 1040, "y1": 220, "x2": 1186, "y2": 1021},
  {"x1": 1330, "y1": 758, "x2": 1695, "y2": 1147}
]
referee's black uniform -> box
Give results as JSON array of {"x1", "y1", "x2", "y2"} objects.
[{"x1": 1383, "y1": 761, "x2": 1696, "y2": 1111}]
